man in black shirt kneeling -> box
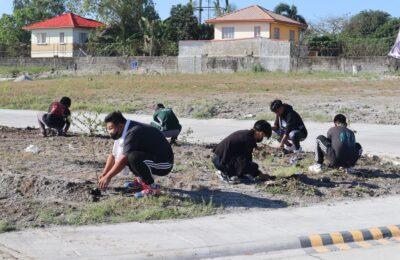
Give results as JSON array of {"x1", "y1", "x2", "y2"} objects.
[
  {"x1": 98, "y1": 111, "x2": 174, "y2": 198},
  {"x1": 212, "y1": 120, "x2": 273, "y2": 184}
]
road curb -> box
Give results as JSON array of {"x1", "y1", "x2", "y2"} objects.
[{"x1": 299, "y1": 224, "x2": 400, "y2": 254}]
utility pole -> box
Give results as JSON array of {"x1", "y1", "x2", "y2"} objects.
[
  {"x1": 199, "y1": 0, "x2": 202, "y2": 24},
  {"x1": 190, "y1": 0, "x2": 217, "y2": 24}
]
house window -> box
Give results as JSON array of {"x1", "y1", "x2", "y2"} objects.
[
  {"x1": 37, "y1": 33, "x2": 47, "y2": 44},
  {"x1": 60, "y1": 32, "x2": 65, "y2": 44},
  {"x1": 254, "y1": 26, "x2": 261, "y2": 38},
  {"x1": 222, "y1": 27, "x2": 234, "y2": 39},
  {"x1": 79, "y1": 32, "x2": 88, "y2": 44},
  {"x1": 289, "y1": 30, "x2": 295, "y2": 42},
  {"x1": 274, "y1": 28, "x2": 280, "y2": 39}
]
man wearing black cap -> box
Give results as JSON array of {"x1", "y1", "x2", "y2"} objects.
[
  {"x1": 309, "y1": 114, "x2": 362, "y2": 174},
  {"x1": 270, "y1": 99, "x2": 307, "y2": 153},
  {"x1": 212, "y1": 120, "x2": 273, "y2": 184}
]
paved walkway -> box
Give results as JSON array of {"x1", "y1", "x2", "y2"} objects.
[
  {"x1": 0, "y1": 196, "x2": 399, "y2": 259},
  {"x1": 0, "y1": 109, "x2": 399, "y2": 159}
]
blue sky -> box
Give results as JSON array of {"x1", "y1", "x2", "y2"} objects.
[{"x1": 1, "y1": 0, "x2": 400, "y2": 23}]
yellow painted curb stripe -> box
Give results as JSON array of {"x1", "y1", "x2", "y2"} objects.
[
  {"x1": 330, "y1": 232, "x2": 345, "y2": 244},
  {"x1": 300, "y1": 224, "x2": 400, "y2": 252},
  {"x1": 309, "y1": 234, "x2": 324, "y2": 247},
  {"x1": 369, "y1": 227, "x2": 383, "y2": 240},
  {"x1": 350, "y1": 230, "x2": 364, "y2": 242},
  {"x1": 388, "y1": 225, "x2": 400, "y2": 237}
]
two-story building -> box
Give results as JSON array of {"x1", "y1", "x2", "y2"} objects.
[
  {"x1": 205, "y1": 5, "x2": 307, "y2": 43},
  {"x1": 23, "y1": 13, "x2": 104, "y2": 58}
]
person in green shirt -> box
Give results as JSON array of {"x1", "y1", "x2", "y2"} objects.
[{"x1": 151, "y1": 103, "x2": 182, "y2": 144}]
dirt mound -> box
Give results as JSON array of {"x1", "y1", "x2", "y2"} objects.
[{"x1": 0, "y1": 172, "x2": 98, "y2": 203}]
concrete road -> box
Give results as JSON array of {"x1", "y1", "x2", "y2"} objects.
[
  {"x1": 0, "y1": 109, "x2": 399, "y2": 159},
  {"x1": 218, "y1": 241, "x2": 400, "y2": 259},
  {"x1": 0, "y1": 196, "x2": 399, "y2": 259}
]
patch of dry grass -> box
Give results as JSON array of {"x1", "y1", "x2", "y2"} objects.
[{"x1": 0, "y1": 72, "x2": 399, "y2": 113}]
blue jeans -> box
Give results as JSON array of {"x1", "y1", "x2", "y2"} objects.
[{"x1": 274, "y1": 128, "x2": 307, "y2": 149}]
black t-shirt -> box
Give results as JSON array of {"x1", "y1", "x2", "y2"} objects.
[
  {"x1": 213, "y1": 130, "x2": 256, "y2": 165},
  {"x1": 123, "y1": 122, "x2": 174, "y2": 163},
  {"x1": 273, "y1": 104, "x2": 306, "y2": 135}
]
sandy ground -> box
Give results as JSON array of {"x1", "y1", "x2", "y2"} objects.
[{"x1": 1, "y1": 126, "x2": 400, "y2": 230}]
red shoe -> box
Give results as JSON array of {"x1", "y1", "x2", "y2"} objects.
[
  {"x1": 134, "y1": 182, "x2": 161, "y2": 198},
  {"x1": 124, "y1": 177, "x2": 143, "y2": 191}
]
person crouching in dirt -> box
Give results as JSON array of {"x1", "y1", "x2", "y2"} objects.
[
  {"x1": 270, "y1": 99, "x2": 307, "y2": 154},
  {"x1": 212, "y1": 120, "x2": 274, "y2": 184},
  {"x1": 150, "y1": 103, "x2": 182, "y2": 145},
  {"x1": 309, "y1": 114, "x2": 362, "y2": 174},
  {"x1": 37, "y1": 97, "x2": 72, "y2": 137},
  {"x1": 98, "y1": 111, "x2": 174, "y2": 198}
]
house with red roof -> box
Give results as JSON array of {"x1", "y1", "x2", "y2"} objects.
[
  {"x1": 205, "y1": 5, "x2": 307, "y2": 43},
  {"x1": 23, "y1": 13, "x2": 104, "y2": 58}
]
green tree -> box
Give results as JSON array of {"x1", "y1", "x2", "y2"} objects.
[
  {"x1": 73, "y1": 0, "x2": 159, "y2": 53},
  {"x1": 214, "y1": 0, "x2": 235, "y2": 17},
  {"x1": 344, "y1": 10, "x2": 391, "y2": 37},
  {"x1": 274, "y1": 2, "x2": 306, "y2": 24},
  {"x1": 163, "y1": 4, "x2": 199, "y2": 43}
]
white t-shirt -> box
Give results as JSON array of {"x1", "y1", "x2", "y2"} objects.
[{"x1": 112, "y1": 120, "x2": 131, "y2": 176}]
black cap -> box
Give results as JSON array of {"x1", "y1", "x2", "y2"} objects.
[
  {"x1": 254, "y1": 120, "x2": 272, "y2": 138},
  {"x1": 270, "y1": 99, "x2": 283, "y2": 112}
]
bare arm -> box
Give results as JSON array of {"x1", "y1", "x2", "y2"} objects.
[
  {"x1": 100, "y1": 154, "x2": 115, "y2": 178},
  {"x1": 98, "y1": 155, "x2": 128, "y2": 189},
  {"x1": 280, "y1": 134, "x2": 289, "y2": 148}
]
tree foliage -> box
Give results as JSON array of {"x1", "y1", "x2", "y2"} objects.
[{"x1": 274, "y1": 2, "x2": 306, "y2": 24}]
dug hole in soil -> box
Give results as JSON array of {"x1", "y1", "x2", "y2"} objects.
[{"x1": 1, "y1": 126, "x2": 399, "y2": 230}]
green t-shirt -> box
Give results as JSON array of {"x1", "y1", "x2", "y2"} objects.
[{"x1": 151, "y1": 108, "x2": 181, "y2": 131}]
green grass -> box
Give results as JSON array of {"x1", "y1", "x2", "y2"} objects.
[
  {"x1": 38, "y1": 195, "x2": 219, "y2": 226},
  {"x1": 0, "y1": 72, "x2": 398, "y2": 115},
  {"x1": 0, "y1": 220, "x2": 16, "y2": 233},
  {"x1": 0, "y1": 66, "x2": 51, "y2": 76},
  {"x1": 271, "y1": 166, "x2": 302, "y2": 178},
  {"x1": 264, "y1": 185, "x2": 284, "y2": 195}
]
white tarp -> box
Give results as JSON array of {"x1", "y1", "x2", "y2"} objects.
[{"x1": 389, "y1": 30, "x2": 400, "y2": 59}]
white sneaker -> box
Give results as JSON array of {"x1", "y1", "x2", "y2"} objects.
[
  {"x1": 308, "y1": 163, "x2": 323, "y2": 173},
  {"x1": 285, "y1": 145, "x2": 296, "y2": 152},
  {"x1": 293, "y1": 147, "x2": 303, "y2": 154}
]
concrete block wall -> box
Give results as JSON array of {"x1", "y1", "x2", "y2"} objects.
[
  {"x1": 0, "y1": 54, "x2": 396, "y2": 75},
  {"x1": 178, "y1": 38, "x2": 292, "y2": 73},
  {"x1": 292, "y1": 56, "x2": 393, "y2": 73},
  {"x1": 0, "y1": 56, "x2": 178, "y2": 75},
  {"x1": 74, "y1": 56, "x2": 178, "y2": 74}
]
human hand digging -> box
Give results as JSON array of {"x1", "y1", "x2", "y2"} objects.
[{"x1": 98, "y1": 175, "x2": 111, "y2": 190}]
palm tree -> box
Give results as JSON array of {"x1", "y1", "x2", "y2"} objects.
[
  {"x1": 274, "y1": 3, "x2": 306, "y2": 24},
  {"x1": 214, "y1": 0, "x2": 234, "y2": 17}
]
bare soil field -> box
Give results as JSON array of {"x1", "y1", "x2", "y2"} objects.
[
  {"x1": 1, "y1": 72, "x2": 399, "y2": 124},
  {"x1": 1, "y1": 126, "x2": 399, "y2": 232}
]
